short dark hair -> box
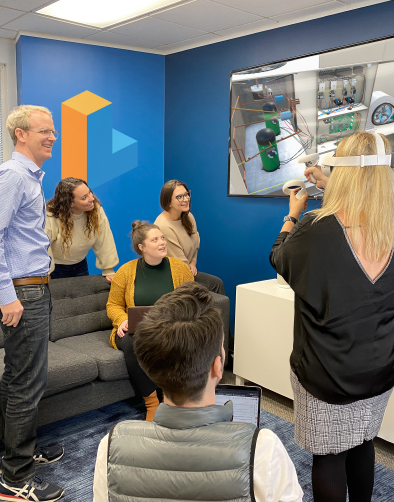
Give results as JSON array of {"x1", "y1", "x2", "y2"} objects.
[{"x1": 133, "y1": 282, "x2": 223, "y2": 405}]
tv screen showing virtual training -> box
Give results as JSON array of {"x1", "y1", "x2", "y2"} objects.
[{"x1": 228, "y1": 36, "x2": 394, "y2": 198}]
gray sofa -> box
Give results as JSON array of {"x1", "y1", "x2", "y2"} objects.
[{"x1": 0, "y1": 275, "x2": 230, "y2": 427}]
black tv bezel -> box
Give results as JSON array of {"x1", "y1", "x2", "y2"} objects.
[{"x1": 227, "y1": 34, "x2": 394, "y2": 198}]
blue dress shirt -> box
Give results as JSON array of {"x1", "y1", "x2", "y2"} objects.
[{"x1": 0, "y1": 152, "x2": 51, "y2": 305}]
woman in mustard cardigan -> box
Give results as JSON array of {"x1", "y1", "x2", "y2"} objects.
[{"x1": 107, "y1": 220, "x2": 193, "y2": 421}]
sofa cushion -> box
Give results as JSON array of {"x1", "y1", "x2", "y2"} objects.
[
  {"x1": 50, "y1": 275, "x2": 113, "y2": 341},
  {"x1": 0, "y1": 342, "x2": 98, "y2": 397},
  {"x1": 55, "y1": 330, "x2": 128, "y2": 382},
  {"x1": 45, "y1": 342, "x2": 99, "y2": 396}
]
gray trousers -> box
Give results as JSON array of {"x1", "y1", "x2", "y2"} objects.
[{"x1": 194, "y1": 271, "x2": 225, "y2": 295}]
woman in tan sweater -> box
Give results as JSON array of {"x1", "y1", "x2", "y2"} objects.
[
  {"x1": 155, "y1": 180, "x2": 225, "y2": 294},
  {"x1": 107, "y1": 220, "x2": 194, "y2": 420},
  {"x1": 45, "y1": 178, "x2": 118, "y2": 281}
]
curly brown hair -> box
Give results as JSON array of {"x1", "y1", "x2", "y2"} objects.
[{"x1": 47, "y1": 178, "x2": 101, "y2": 256}]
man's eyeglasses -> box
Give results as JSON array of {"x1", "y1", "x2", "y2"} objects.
[
  {"x1": 174, "y1": 190, "x2": 192, "y2": 201},
  {"x1": 28, "y1": 128, "x2": 59, "y2": 139}
]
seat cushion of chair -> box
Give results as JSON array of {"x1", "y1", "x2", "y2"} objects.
[
  {"x1": 46, "y1": 342, "x2": 99, "y2": 395},
  {"x1": 0, "y1": 342, "x2": 99, "y2": 397},
  {"x1": 55, "y1": 330, "x2": 128, "y2": 382}
]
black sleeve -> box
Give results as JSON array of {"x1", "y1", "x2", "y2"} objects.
[
  {"x1": 269, "y1": 231, "x2": 290, "y2": 271},
  {"x1": 269, "y1": 215, "x2": 314, "y2": 289}
]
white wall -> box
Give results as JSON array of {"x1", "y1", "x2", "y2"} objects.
[{"x1": 0, "y1": 37, "x2": 17, "y2": 161}]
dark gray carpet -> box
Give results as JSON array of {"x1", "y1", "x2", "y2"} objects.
[
  {"x1": 3, "y1": 399, "x2": 394, "y2": 501},
  {"x1": 34, "y1": 397, "x2": 146, "y2": 501}
]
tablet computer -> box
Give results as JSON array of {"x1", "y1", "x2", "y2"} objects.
[
  {"x1": 128, "y1": 306, "x2": 152, "y2": 334},
  {"x1": 215, "y1": 384, "x2": 261, "y2": 426}
]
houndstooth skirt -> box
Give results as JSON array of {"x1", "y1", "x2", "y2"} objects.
[{"x1": 291, "y1": 370, "x2": 393, "y2": 455}]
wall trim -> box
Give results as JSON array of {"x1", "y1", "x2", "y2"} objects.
[{"x1": 15, "y1": 31, "x2": 166, "y2": 55}]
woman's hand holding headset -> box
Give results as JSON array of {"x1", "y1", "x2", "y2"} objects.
[
  {"x1": 304, "y1": 165, "x2": 329, "y2": 189},
  {"x1": 289, "y1": 189, "x2": 308, "y2": 221}
]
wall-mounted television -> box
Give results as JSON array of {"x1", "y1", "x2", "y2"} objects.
[{"x1": 228, "y1": 36, "x2": 394, "y2": 198}]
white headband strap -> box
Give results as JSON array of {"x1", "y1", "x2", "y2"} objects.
[
  {"x1": 373, "y1": 131, "x2": 385, "y2": 156},
  {"x1": 322, "y1": 132, "x2": 391, "y2": 168},
  {"x1": 322, "y1": 154, "x2": 392, "y2": 168}
]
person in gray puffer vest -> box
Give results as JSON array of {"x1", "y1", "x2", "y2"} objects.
[{"x1": 93, "y1": 282, "x2": 303, "y2": 502}]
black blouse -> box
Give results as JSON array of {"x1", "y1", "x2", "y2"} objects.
[{"x1": 270, "y1": 213, "x2": 394, "y2": 405}]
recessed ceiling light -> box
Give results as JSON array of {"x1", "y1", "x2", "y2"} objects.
[{"x1": 37, "y1": 0, "x2": 185, "y2": 28}]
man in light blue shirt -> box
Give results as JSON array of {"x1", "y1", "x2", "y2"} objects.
[{"x1": 0, "y1": 105, "x2": 64, "y2": 502}]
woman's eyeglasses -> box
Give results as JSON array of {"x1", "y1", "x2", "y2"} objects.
[{"x1": 174, "y1": 190, "x2": 192, "y2": 201}]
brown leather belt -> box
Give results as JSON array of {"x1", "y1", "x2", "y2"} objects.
[{"x1": 12, "y1": 276, "x2": 50, "y2": 286}]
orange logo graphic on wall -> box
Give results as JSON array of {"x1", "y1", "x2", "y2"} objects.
[{"x1": 61, "y1": 90, "x2": 137, "y2": 189}]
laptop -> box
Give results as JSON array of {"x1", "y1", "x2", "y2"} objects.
[
  {"x1": 215, "y1": 384, "x2": 261, "y2": 426},
  {"x1": 128, "y1": 306, "x2": 152, "y2": 334}
]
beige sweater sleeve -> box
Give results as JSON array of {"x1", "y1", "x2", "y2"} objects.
[
  {"x1": 159, "y1": 226, "x2": 189, "y2": 264},
  {"x1": 44, "y1": 215, "x2": 57, "y2": 275},
  {"x1": 93, "y1": 208, "x2": 119, "y2": 276},
  {"x1": 189, "y1": 213, "x2": 199, "y2": 263}
]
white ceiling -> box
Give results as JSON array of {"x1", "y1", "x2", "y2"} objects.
[{"x1": 0, "y1": 0, "x2": 389, "y2": 55}]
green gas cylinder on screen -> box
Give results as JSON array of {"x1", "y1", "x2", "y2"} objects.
[
  {"x1": 262, "y1": 102, "x2": 280, "y2": 136},
  {"x1": 256, "y1": 128, "x2": 280, "y2": 172}
]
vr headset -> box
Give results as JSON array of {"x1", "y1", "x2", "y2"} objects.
[{"x1": 298, "y1": 132, "x2": 391, "y2": 178}]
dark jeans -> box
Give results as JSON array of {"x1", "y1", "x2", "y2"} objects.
[
  {"x1": 116, "y1": 333, "x2": 157, "y2": 397},
  {"x1": 51, "y1": 257, "x2": 89, "y2": 280},
  {"x1": 0, "y1": 284, "x2": 51, "y2": 483},
  {"x1": 194, "y1": 271, "x2": 225, "y2": 295}
]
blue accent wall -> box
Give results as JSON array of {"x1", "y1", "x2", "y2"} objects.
[
  {"x1": 164, "y1": 2, "x2": 394, "y2": 329},
  {"x1": 15, "y1": 1, "x2": 394, "y2": 329},
  {"x1": 16, "y1": 36, "x2": 165, "y2": 274}
]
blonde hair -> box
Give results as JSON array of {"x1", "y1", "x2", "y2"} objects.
[
  {"x1": 7, "y1": 105, "x2": 52, "y2": 145},
  {"x1": 313, "y1": 131, "x2": 394, "y2": 261}
]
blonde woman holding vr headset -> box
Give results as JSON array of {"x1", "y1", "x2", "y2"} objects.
[{"x1": 270, "y1": 131, "x2": 394, "y2": 502}]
